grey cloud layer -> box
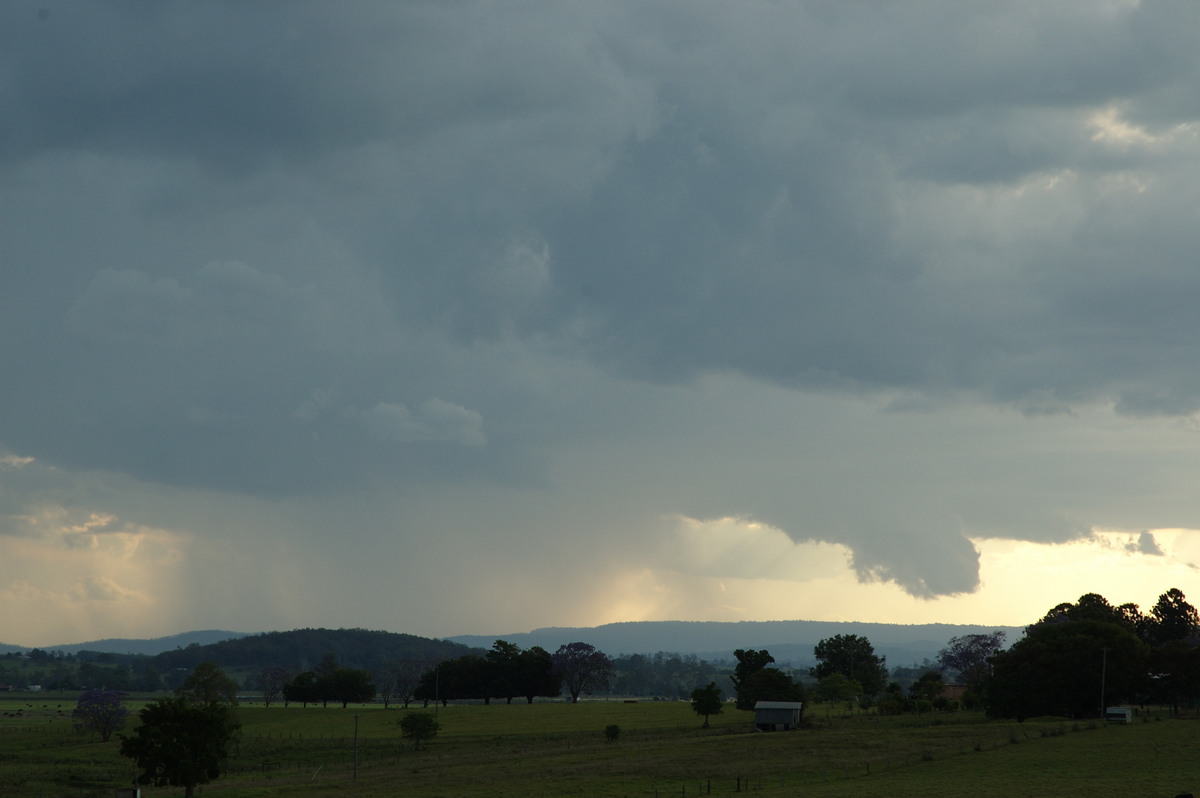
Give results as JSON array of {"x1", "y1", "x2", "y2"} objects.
[{"x1": 4, "y1": 1, "x2": 1200, "y2": 602}]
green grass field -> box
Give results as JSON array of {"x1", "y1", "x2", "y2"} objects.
[{"x1": 3, "y1": 695, "x2": 1198, "y2": 797}]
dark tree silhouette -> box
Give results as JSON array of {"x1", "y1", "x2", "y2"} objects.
[
  {"x1": 119, "y1": 697, "x2": 240, "y2": 798},
  {"x1": 987, "y1": 618, "x2": 1147, "y2": 720},
  {"x1": 552, "y1": 642, "x2": 613, "y2": 703},
  {"x1": 690, "y1": 681, "x2": 723, "y2": 728},
  {"x1": 811, "y1": 635, "x2": 887, "y2": 696},
  {"x1": 175, "y1": 662, "x2": 239, "y2": 706},
  {"x1": 936, "y1": 632, "x2": 1006, "y2": 689},
  {"x1": 72, "y1": 689, "x2": 129, "y2": 742},
  {"x1": 736, "y1": 667, "x2": 804, "y2": 712},
  {"x1": 259, "y1": 666, "x2": 288, "y2": 708},
  {"x1": 1149, "y1": 588, "x2": 1200, "y2": 645}
]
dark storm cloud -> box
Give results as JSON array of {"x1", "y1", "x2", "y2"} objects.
[{"x1": 4, "y1": 1, "x2": 1200, "y2": 608}]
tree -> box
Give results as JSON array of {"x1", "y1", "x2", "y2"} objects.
[
  {"x1": 414, "y1": 665, "x2": 442, "y2": 707},
  {"x1": 1143, "y1": 588, "x2": 1200, "y2": 715},
  {"x1": 736, "y1": 667, "x2": 805, "y2": 714},
  {"x1": 440, "y1": 655, "x2": 492, "y2": 703},
  {"x1": 1147, "y1": 639, "x2": 1200, "y2": 715},
  {"x1": 119, "y1": 697, "x2": 240, "y2": 798},
  {"x1": 936, "y1": 632, "x2": 1007, "y2": 689},
  {"x1": 517, "y1": 646, "x2": 561, "y2": 703},
  {"x1": 1149, "y1": 588, "x2": 1200, "y2": 646},
  {"x1": 731, "y1": 649, "x2": 775, "y2": 709},
  {"x1": 730, "y1": 649, "x2": 775, "y2": 693},
  {"x1": 909, "y1": 670, "x2": 944, "y2": 703},
  {"x1": 815, "y1": 673, "x2": 862, "y2": 705},
  {"x1": 486, "y1": 640, "x2": 523, "y2": 704},
  {"x1": 398, "y1": 711, "x2": 440, "y2": 750},
  {"x1": 690, "y1": 681, "x2": 723, "y2": 728},
  {"x1": 811, "y1": 635, "x2": 888, "y2": 696},
  {"x1": 1037, "y1": 593, "x2": 1143, "y2": 635},
  {"x1": 283, "y1": 671, "x2": 320, "y2": 707},
  {"x1": 176, "y1": 662, "x2": 239, "y2": 706},
  {"x1": 552, "y1": 642, "x2": 613, "y2": 703},
  {"x1": 319, "y1": 668, "x2": 376, "y2": 708},
  {"x1": 259, "y1": 666, "x2": 288, "y2": 708},
  {"x1": 133, "y1": 662, "x2": 165, "y2": 692},
  {"x1": 376, "y1": 669, "x2": 397, "y2": 709},
  {"x1": 986, "y1": 618, "x2": 1148, "y2": 720},
  {"x1": 72, "y1": 689, "x2": 129, "y2": 742},
  {"x1": 391, "y1": 662, "x2": 426, "y2": 709}
]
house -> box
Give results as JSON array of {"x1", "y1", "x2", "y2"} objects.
[{"x1": 753, "y1": 700, "x2": 803, "y2": 731}]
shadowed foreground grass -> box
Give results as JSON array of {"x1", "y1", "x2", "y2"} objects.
[{"x1": 3, "y1": 695, "x2": 1199, "y2": 797}]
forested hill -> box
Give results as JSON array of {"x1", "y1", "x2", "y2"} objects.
[
  {"x1": 448, "y1": 620, "x2": 1027, "y2": 667},
  {"x1": 149, "y1": 628, "x2": 478, "y2": 673},
  {"x1": 46, "y1": 629, "x2": 250, "y2": 656}
]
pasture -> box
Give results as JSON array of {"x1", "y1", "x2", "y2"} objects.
[{"x1": 2, "y1": 694, "x2": 1198, "y2": 797}]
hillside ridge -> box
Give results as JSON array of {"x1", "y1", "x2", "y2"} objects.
[
  {"x1": 446, "y1": 619, "x2": 1026, "y2": 666},
  {"x1": 2, "y1": 620, "x2": 1026, "y2": 668}
]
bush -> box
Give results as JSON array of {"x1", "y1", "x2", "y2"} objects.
[
  {"x1": 604, "y1": 724, "x2": 621, "y2": 742},
  {"x1": 399, "y1": 712, "x2": 440, "y2": 750}
]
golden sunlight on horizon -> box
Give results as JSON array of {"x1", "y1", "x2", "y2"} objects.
[{"x1": 582, "y1": 517, "x2": 1200, "y2": 630}]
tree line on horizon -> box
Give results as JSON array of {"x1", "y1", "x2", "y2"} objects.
[{"x1": 10, "y1": 586, "x2": 1200, "y2": 723}]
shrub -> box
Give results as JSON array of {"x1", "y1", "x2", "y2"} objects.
[{"x1": 399, "y1": 712, "x2": 440, "y2": 751}]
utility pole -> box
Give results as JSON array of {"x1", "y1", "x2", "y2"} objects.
[
  {"x1": 353, "y1": 713, "x2": 359, "y2": 781},
  {"x1": 1099, "y1": 647, "x2": 1109, "y2": 720}
]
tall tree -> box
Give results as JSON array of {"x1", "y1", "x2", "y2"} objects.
[
  {"x1": 259, "y1": 666, "x2": 288, "y2": 708},
  {"x1": 486, "y1": 640, "x2": 523, "y2": 704},
  {"x1": 1149, "y1": 588, "x2": 1200, "y2": 646},
  {"x1": 936, "y1": 632, "x2": 1007, "y2": 689},
  {"x1": 388, "y1": 662, "x2": 426, "y2": 709},
  {"x1": 987, "y1": 618, "x2": 1148, "y2": 720},
  {"x1": 517, "y1": 646, "x2": 561, "y2": 703},
  {"x1": 119, "y1": 697, "x2": 240, "y2": 798},
  {"x1": 730, "y1": 649, "x2": 775, "y2": 693},
  {"x1": 811, "y1": 635, "x2": 888, "y2": 696},
  {"x1": 552, "y1": 642, "x2": 614, "y2": 703},
  {"x1": 736, "y1": 668, "x2": 805, "y2": 713}
]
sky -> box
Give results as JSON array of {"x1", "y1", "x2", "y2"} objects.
[{"x1": 3, "y1": 1, "x2": 1200, "y2": 648}]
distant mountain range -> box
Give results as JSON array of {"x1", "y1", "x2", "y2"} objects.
[
  {"x1": 446, "y1": 620, "x2": 1026, "y2": 668},
  {"x1": 1, "y1": 620, "x2": 1027, "y2": 668},
  {"x1": 0, "y1": 630, "x2": 250, "y2": 656}
]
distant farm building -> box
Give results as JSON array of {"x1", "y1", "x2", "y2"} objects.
[
  {"x1": 939, "y1": 683, "x2": 968, "y2": 703},
  {"x1": 753, "y1": 700, "x2": 803, "y2": 731}
]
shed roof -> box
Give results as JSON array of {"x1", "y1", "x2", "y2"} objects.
[{"x1": 753, "y1": 701, "x2": 803, "y2": 710}]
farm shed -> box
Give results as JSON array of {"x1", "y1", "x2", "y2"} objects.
[{"x1": 753, "y1": 700, "x2": 803, "y2": 731}]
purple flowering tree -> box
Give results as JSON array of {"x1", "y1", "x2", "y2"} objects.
[{"x1": 72, "y1": 689, "x2": 130, "y2": 742}]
